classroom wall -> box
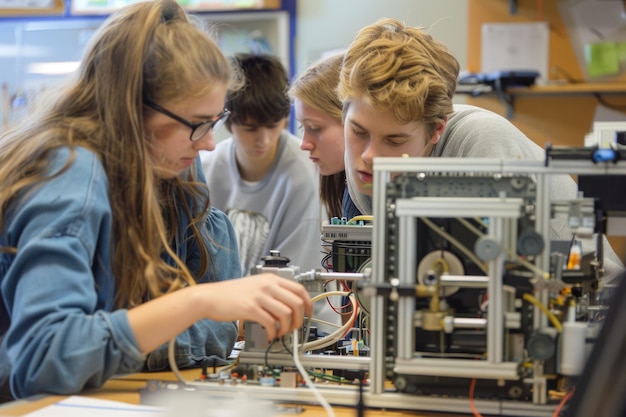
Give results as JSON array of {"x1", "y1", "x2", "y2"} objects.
[{"x1": 294, "y1": 0, "x2": 468, "y2": 77}]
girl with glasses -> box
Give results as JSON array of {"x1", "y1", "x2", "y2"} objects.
[{"x1": 0, "y1": 0, "x2": 311, "y2": 401}]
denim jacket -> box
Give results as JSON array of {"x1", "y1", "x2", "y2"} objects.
[{"x1": 0, "y1": 147, "x2": 241, "y2": 400}]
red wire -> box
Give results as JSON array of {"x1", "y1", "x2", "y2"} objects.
[
  {"x1": 468, "y1": 378, "x2": 485, "y2": 417},
  {"x1": 325, "y1": 296, "x2": 351, "y2": 314},
  {"x1": 552, "y1": 388, "x2": 575, "y2": 417},
  {"x1": 341, "y1": 303, "x2": 359, "y2": 338}
]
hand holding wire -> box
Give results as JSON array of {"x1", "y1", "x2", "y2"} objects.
[{"x1": 199, "y1": 273, "x2": 313, "y2": 341}]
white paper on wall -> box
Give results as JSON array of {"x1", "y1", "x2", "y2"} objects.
[{"x1": 480, "y1": 22, "x2": 550, "y2": 85}]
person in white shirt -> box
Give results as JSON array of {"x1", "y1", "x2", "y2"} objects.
[{"x1": 201, "y1": 53, "x2": 322, "y2": 277}]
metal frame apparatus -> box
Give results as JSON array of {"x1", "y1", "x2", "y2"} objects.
[
  {"x1": 147, "y1": 152, "x2": 625, "y2": 417},
  {"x1": 367, "y1": 155, "x2": 625, "y2": 415}
]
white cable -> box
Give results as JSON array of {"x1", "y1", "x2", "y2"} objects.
[
  {"x1": 302, "y1": 294, "x2": 358, "y2": 352},
  {"x1": 168, "y1": 337, "x2": 236, "y2": 383},
  {"x1": 167, "y1": 291, "x2": 357, "y2": 386},
  {"x1": 167, "y1": 337, "x2": 186, "y2": 384},
  {"x1": 309, "y1": 317, "x2": 342, "y2": 328},
  {"x1": 311, "y1": 290, "x2": 349, "y2": 303},
  {"x1": 305, "y1": 297, "x2": 356, "y2": 351},
  {"x1": 292, "y1": 329, "x2": 335, "y2": 417}
]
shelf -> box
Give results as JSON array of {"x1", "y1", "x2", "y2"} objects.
[
  {"x1": 463, "y1": 82, "x2": 626, "y2": 119},
  {"x1": 508, "y1": 82, "x2": 626, "y2": 95}
]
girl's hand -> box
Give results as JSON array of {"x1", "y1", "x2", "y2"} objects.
[{"x1": 200, "y1": 274, "x2": 312, "y2": 341}]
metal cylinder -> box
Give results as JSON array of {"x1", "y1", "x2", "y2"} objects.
[{"x1": 440, "y1": 275, "x2": 489, "y2": 288}]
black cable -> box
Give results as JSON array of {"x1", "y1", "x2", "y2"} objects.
[
  {"x1": 281, "y1": 336, "x2": 293, "y2": 355},
  {"x1": 551, "y1": 66, "x2": 626, "y2": 111},
  {"x1": 565, "y1": 234, "x2": 577, "y2": 267},
  {"x1": 264, "y1": 338, "x2": 278, "y2": 368},
  {"x1": 356, "y1": 378, "x2": 365, "y2": 417},
  {"x1": 593, "y1": 93, "x2": 626, "y2": 111}
]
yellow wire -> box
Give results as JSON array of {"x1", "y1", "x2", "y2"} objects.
[
  {"x1": 347, "y1": 215, "x2": 374, "y2": 224},
  {"x1": 523, "y1": 293, "x2": 562, "y2": 332},
  {"x1": 432, "y1": 257, "x2": 449, "y2": 273}
]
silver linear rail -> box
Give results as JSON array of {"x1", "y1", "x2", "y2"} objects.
[
  {"x1": 440, "y1": 313, "x2": 521, "y2": 331},
  {"x1": 394, "y1": 358, "x2": 519, "y2": 380},
  {"x1": 373, "y1": 156, "x2": 626, "y2": 175},
  {"x1": 316, "y1": 271, "x2": 365, "y2": 281},
  {"x1": 395, "y1": 197, "x2": 523, "y2": 219}
]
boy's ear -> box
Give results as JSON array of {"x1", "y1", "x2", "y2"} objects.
[{"x1": 429, "y1": 120, "x2": 447, "y2": 145}]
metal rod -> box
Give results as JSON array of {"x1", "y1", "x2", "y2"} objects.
[
  {"x1": 440, "y1": 275, "x2": 489, "y2": 287},
  {"x1": 315, "y1": 271, "x2": 365, "y2": 281}
]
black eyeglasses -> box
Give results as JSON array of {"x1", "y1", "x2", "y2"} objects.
[{"x1": 145, "y1": 100, "x2": 230, "y2": 142}]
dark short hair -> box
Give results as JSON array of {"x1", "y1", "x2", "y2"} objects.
[{"x1": 226, "y1": 53, "x2": 290, "y2": 127}]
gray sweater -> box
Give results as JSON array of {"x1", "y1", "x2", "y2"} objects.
[{"x1": 201, "y1": 131, "x2": 321, "y2": 275}]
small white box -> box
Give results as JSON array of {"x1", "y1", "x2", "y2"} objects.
[{"x1": 592, "y1": 121, "x2": 626, "y2": 147}]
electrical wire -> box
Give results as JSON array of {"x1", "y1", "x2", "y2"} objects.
[
  {"x1": 468, "y1": 378, "x2": 485, "y2": 417},
  {"x1": 264, "y1": 338, "x2": 280, "y2": 368},
  {"x1": 292, "y1": 329, "x2": 335, "y2": 417},
  {"x1": 303, "y1": 293, "x2": 358, "y2": 352},
  {"x1": 593, "y1": 93, "x2": 626, "y2": 111},
  {"x1": 550, "y1": 66, "x2": 626, "y2": 111},
  {"x1": 347, "y1": 215, "x2": 373, "y2": 225},
  {"x1": 565, "y1": 234, "x2": 576, "y2": 268},
  {"x1": 323, "y1": 283, "x2": 352, "y2": 314},
  {"x1": 523, "y1": 292, "x2": 563, "y2": 332},
  {"x1": 166, "y1": 291, "x2": 358, "y2": 389},
  {"x1": 431, "y1": 256, "x2": 449, "y2": 274},
  {"x1": 309, "y1": 316, "x2": 344, "y2": 329},
  {"x1": 552, "y1": 388, "x2": 575, "y2": 417},
  {"x1": 168, "y1": 337, "x2": 237, "y2": 384},
  {"x1": 321, "y1": 252, "x2": 333, "y2": 271},
  {"x1": 168, "y1": 337, "x2": 186, "y2": 384}
]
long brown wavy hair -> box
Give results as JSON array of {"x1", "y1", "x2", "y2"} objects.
[{"x1": 0, "y1": 0, "x2": 240, "y2": 308}]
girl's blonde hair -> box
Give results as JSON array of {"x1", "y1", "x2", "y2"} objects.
[
  {"x1": 0, "y1": 0, "x2": 239, "y2": 308},
  {"x1": 289, "y1": 54, "x2": 345, "y2": 218},
  {"x1": 338, "y1": 18, "x2": 459, "y2": 137},
  {"x1": 290, "y1": 54, "x2": 343, "y2": 122}
]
